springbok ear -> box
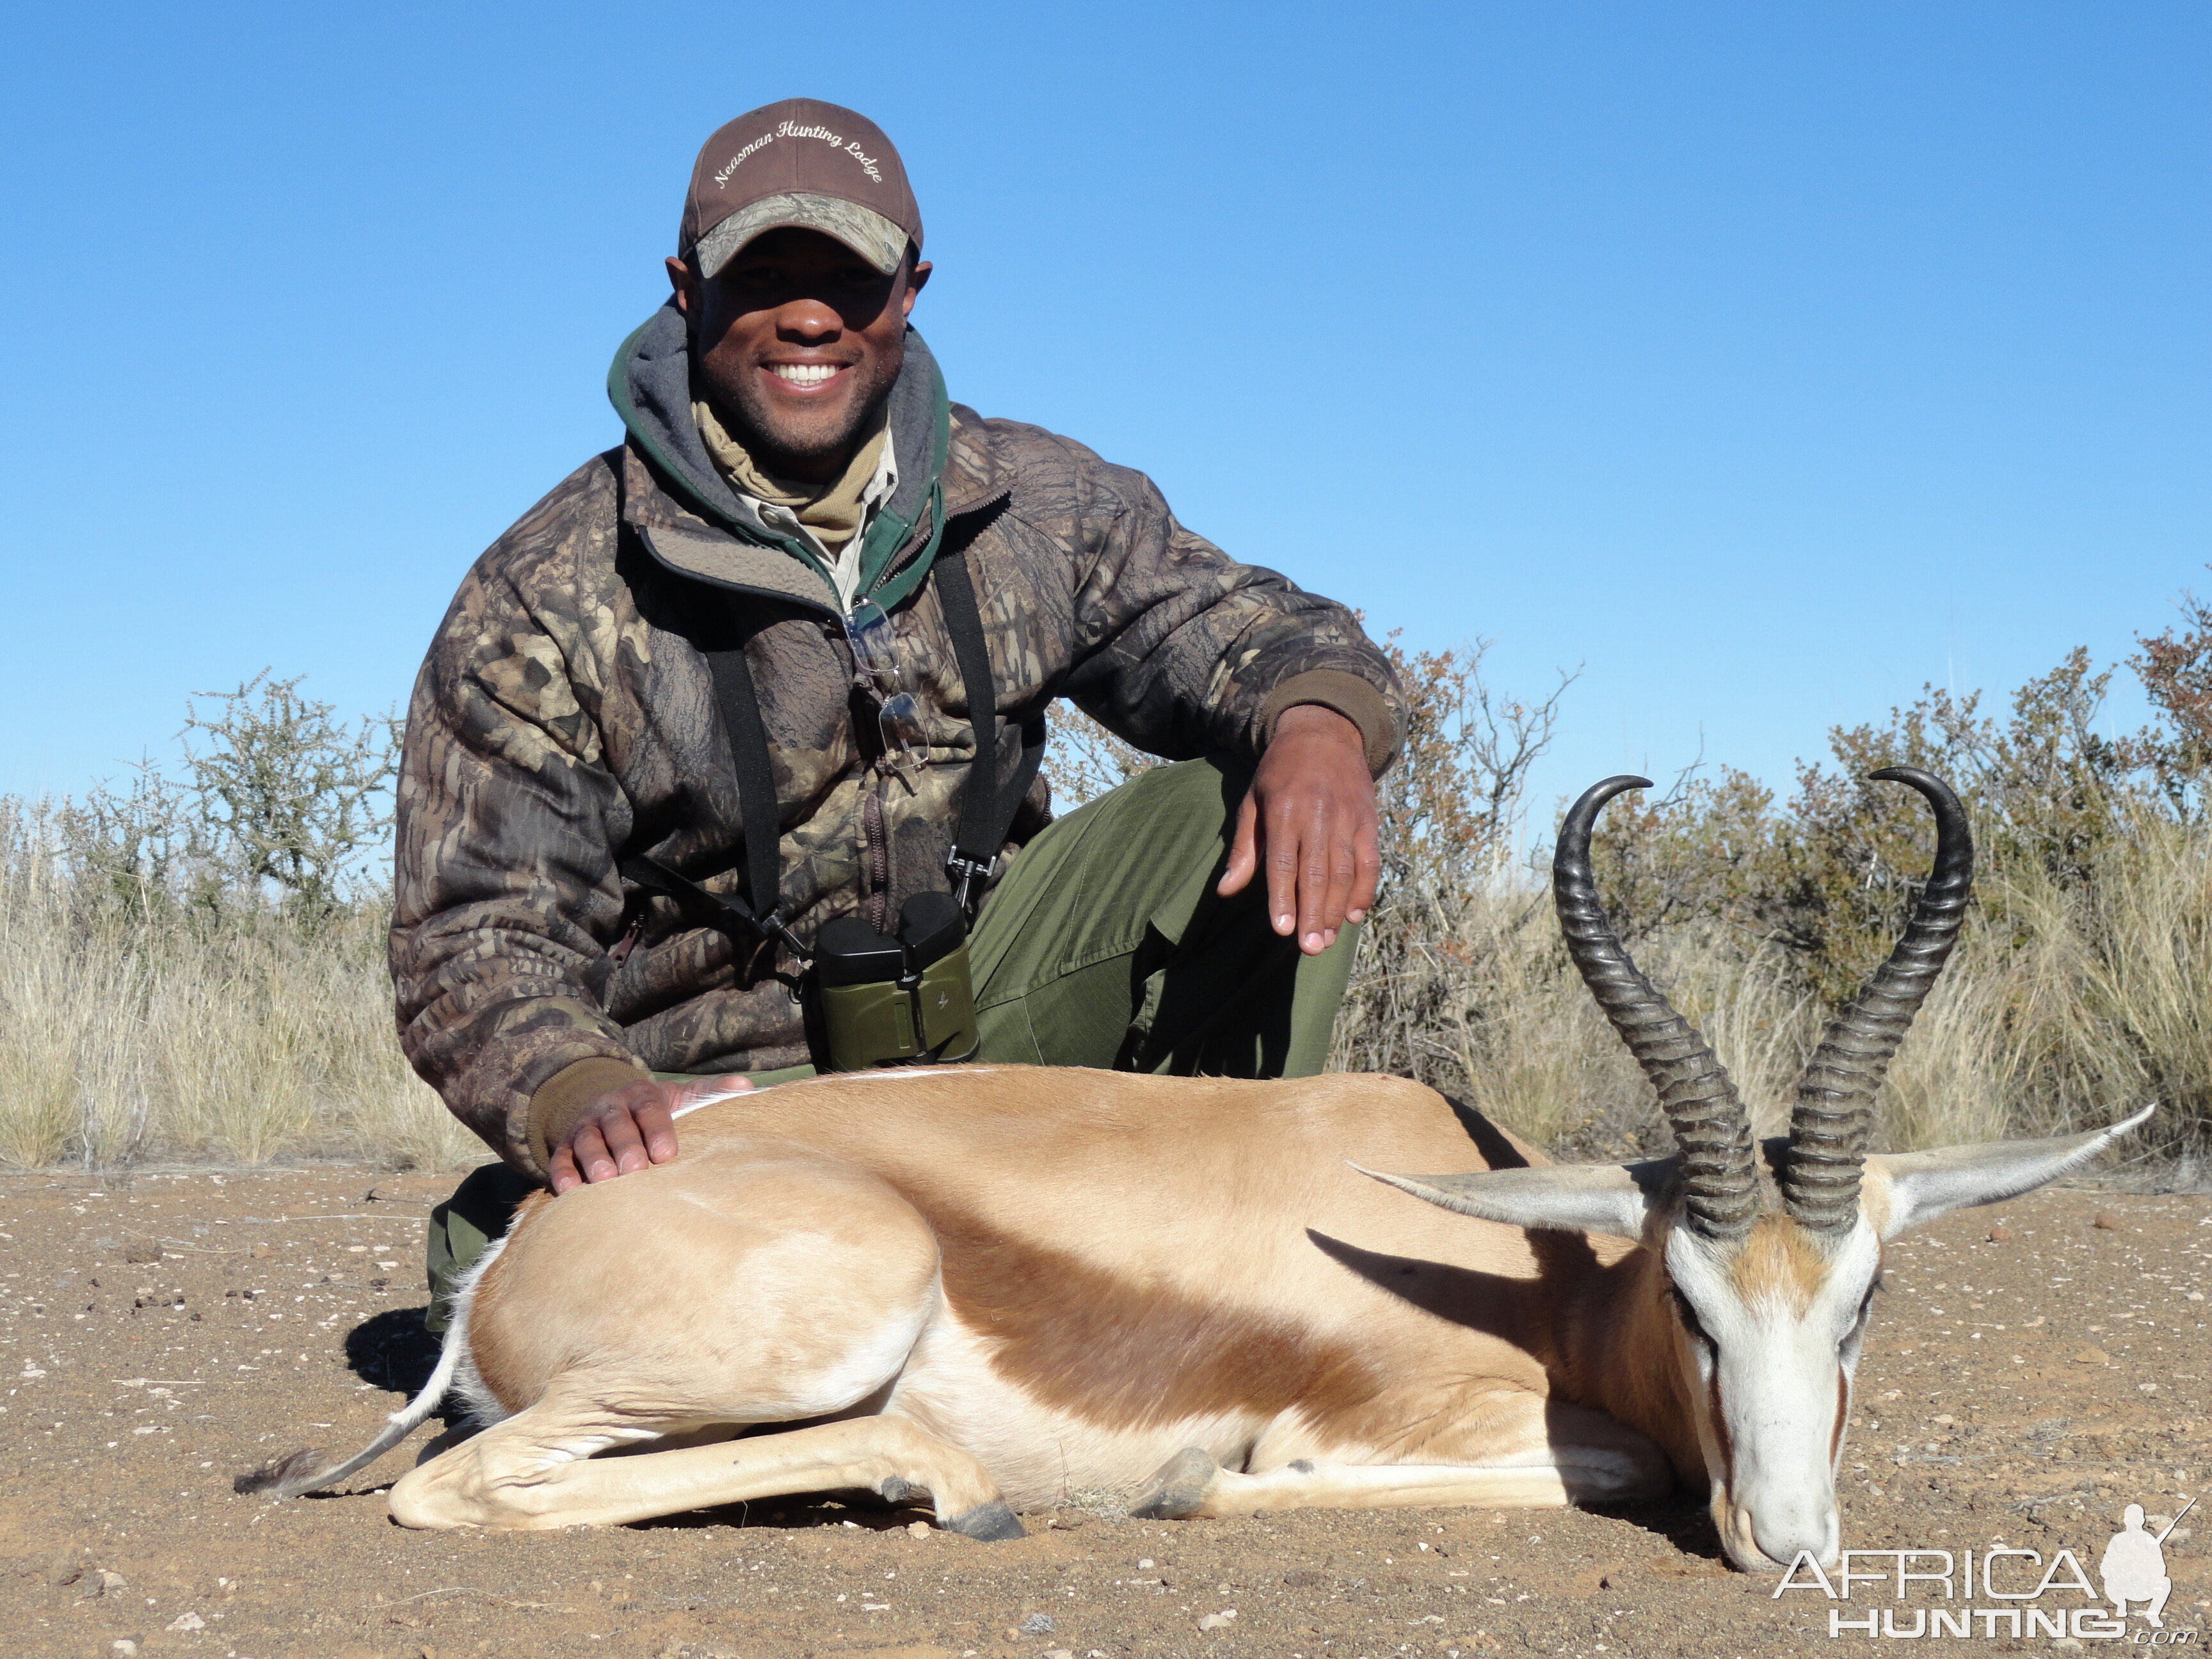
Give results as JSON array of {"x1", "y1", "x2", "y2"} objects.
[
  {"x1": 1352, "y1": 1158, "x2": 1676, "y2": 1242},
  {"x1": 1864, "y1": 1103, "x2": 2155, "y2": 1240}
]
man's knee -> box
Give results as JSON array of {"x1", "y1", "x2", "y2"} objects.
[
  {"x1": 1103, "y1": 755, "x2": 1248, "y2": 826},
  {"x1": 1071, "y1": 758, "x2": 1252, "y2": 895}
]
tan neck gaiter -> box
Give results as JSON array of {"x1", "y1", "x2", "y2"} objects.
[{"x1": 693, "y1": 397, "x2": 889, "y2": 550}]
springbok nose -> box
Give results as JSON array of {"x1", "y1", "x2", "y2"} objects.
[{"x1": 1747, "y1": 1500, "x2": 1838, "y2": 1573}]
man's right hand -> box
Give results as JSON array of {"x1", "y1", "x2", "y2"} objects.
[{"x1": 547, "y1": 1074, "x2": 753, "y2": 1194}]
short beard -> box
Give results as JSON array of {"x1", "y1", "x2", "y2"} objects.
[{"x1": 701, "y1": 342, "x2": 903, "y2": 477}]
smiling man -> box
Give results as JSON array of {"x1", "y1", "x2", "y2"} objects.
[{"x1": 392, "y1": 99, "x2": 1404, "y2": 1307}]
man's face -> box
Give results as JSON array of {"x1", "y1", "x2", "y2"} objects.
[{"x1": 669, "y1": 227, "x2": 931, "y2": 481}]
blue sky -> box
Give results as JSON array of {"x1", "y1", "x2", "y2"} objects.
[{"x1": 3, "y1": 1, "x2": 2204, "y2": 828}]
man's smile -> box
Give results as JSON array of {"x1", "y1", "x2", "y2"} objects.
[{"x1": 765, "y1": 362, "x2": 850, "y2": 392}]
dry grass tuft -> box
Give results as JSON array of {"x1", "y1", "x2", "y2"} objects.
[
  {"x1": 1320, "y1": 815, "x2": 2208, "y2": 1169},
  {"x1": 0, "y1": 800, "x2": 476, "y2": 1171}
]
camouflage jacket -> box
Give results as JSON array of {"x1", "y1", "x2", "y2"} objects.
[{"x1": 392, "y1": 310, "x2": 1404, "y2": 1175}]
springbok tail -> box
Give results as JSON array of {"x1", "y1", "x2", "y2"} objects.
[{"x1": 233, "y1": 1314, "x2": 465, "y2": 1499}]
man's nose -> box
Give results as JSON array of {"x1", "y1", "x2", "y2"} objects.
[{"x1": 776, "y1": 300, "x2": 845, "y2": 344}]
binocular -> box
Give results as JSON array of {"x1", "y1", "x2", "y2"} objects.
[{"x1": 812, "y1": 891, "x2": 981, "y2": 1071}]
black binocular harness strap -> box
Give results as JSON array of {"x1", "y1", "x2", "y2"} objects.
[
  {"x1": 617, "y1": 627, "x2": 805, "y2": 961},
  {"x1": 620, "y1": 545, "x2": 1044, "y2": 963},
  {"x1": 930, "y1": 545, "x2": 1046, "y2": 909}
]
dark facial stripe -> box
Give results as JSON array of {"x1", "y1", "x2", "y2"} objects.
[{"x1": 1703, "y1": 1339, "x2": 1734, "y2": 1487}]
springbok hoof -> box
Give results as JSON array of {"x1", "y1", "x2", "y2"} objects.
[
  {"x1": 942, "y1": 1498, "x2": 1026, "y2": 1541},
  {"x1": 1131, "y1": 1447, "x2": 1216, "y2": 1519}
]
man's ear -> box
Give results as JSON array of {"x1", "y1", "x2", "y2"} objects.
[
  {"x1": 1863, "y1": 1103, "x2": 2155, "y2": 1240},
  {"x1": 1352, "y1": 1158, "x2": 1676, "y2": 1241},
  {"x1": 901, "y1": 259, "x2": 932, "y2": 319},
  {"x1": 667, "y1": 256, "x2": 697, "y2": 319}
]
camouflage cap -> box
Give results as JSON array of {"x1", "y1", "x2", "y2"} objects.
[{"x1": 680, "y1": 99, "x2": 923, "y2": 279}]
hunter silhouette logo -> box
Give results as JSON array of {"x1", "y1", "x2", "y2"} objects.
[{"x1": 2105, "y1": 1498, "x2": 2193, "y2": 1629}]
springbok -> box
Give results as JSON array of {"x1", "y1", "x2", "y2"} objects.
[{"x1": 246, "y1": 766, "x2": 2149, "y2": 1573}]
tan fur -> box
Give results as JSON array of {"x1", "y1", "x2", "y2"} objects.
[
  {"x1": 458, "y1": 1190, "x2": 545, "y2": 1414},
  {"x1": 1857, "y1": 1166, "x2": 1896, "y2": 1238},
  {"x1": 396, "y1": 1067, "x2": 1692, "y2": 1532},
  {"x1": 1726, "y1": 1214, "x2": 1830, "y2": 1315}
]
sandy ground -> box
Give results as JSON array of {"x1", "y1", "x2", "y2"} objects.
[{"x1": 0, "y1": 1166, "x2": 2205, "y2": 1659}]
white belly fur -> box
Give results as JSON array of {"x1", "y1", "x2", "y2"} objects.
[{"x1": 881, "y1": 1310, "x2": 1280, "y2": 1511}]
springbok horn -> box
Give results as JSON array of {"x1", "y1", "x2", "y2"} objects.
[
  {"x1": 1782, "y1": 765, "x2": 1973, "y2": 1235},
  {"x1": 1555, "y1": 776, "x2": 1759, "y2": 1240}
]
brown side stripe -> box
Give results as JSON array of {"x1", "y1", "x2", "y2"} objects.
[{"x1": 924, "y1": 1205, "x2": 1384, "y2": 1434}]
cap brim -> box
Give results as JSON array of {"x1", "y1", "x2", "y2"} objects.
[{"x1": 692, "y1": 192, "x2": 909, "y2": 278}]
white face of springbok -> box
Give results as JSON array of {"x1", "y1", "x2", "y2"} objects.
[
  {"x1": 1365, "y1": 767, "x2": 2154, "y2": 1575},
  {"x1": 1663, "y1": 1201, "x2": 1879, "y2": 1570}
]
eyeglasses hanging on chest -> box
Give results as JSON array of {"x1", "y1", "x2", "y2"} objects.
[{"x1": 843, "y1": 598, "x2": 928, "y2": 776}]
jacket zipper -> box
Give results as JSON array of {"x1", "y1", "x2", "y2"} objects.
[
  {"x1": 608, "y1": 912, "x2": 645, "y2": 966},
  {"x1": 862, "y1": 781, "x2": 892, "y2": 934}
]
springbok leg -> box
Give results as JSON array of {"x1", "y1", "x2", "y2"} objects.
[
  {"x1": 1135, "y1": 1395, "x2": 1670, "y2": 1518},
  {"x1": 389, "y1": 1409, "x2": 1020, "y2": 1536}
]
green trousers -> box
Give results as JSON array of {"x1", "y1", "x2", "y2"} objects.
[{"x1": 424, "y1": 757, "x2": 1357, "y2": 1328}]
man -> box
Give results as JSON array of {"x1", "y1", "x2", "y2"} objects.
[{"x1": 393, "y1": 100, "x2": 1402, "y2": 1296}]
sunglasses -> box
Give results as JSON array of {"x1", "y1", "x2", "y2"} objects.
[{"x1": 844, "y1": 599, "x2": 929, "y2": 774}]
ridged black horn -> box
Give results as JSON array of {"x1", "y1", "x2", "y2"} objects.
[
  {"x1": 1783, "y1": 766, "x2": 1974, "y2": 1235},
  {"x1": 1555, "y1": 776, "x2": 1759, "y2": 1240}
]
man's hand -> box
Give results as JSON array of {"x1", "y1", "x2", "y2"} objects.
[
  {"x1": 1217, "y1": 703, "x2": 1381, "y2": 956},
  {"x1": 547, "y1": 1073, "x2": 755, "y2": 1195}
]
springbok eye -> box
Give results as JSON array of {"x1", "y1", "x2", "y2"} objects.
[
  {"x1": 1669, "y1": 1286, "x2": 1715, "y2": 1353},
  {"x1": 1840, "y1": 1287, "x2": 1877, "y2": 1354}
]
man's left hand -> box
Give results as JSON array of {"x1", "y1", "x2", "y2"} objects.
[{"x1": 1217, "y1": 703, "x2": 1381, "y2": 955}]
